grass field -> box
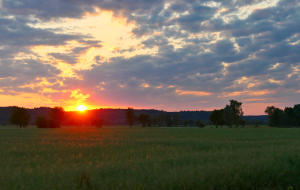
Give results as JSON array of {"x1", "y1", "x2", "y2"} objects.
[{"x1": 1, "y1": 127, "x2": 300, "y2": 189}]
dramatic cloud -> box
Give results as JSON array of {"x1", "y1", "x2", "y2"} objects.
[{"x1": 0, "y1": 0, "x2": 299, "y2": 114}]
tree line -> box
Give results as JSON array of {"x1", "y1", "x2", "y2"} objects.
[
  {"x1": 7, "y1": 101, "x2": 300, "y2": 128},
  {"x1": 125, "y1": 108, "x2": 206, "y2": 127},
  {"x1": 125, "y1": 100, "x2": 248, "y2": 128},
  {"x1": 265, "y1": 105, "x2": 300, "y2": 127},
  {"x1": 8, "y1": 106, "x2": 208, "y2": 128},
  {"x1": 10, "y1": 107, "x2": 65, "y2": 128}
]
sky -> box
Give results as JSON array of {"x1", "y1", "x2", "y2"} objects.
[{"x1": 0, "y1": 0, "x2": 299, "y2": 115}]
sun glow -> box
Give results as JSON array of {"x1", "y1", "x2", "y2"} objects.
[{"x1": 76, "y1": 105, "x2": 87, "y2": 112}]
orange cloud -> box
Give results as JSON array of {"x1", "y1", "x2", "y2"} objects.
[
  {"x1": 0, "y1": 93, "x2": 57, "y2": 108},
  {"x1": 242, "y1": 98, "x2": 265, "y2": 102},
  {"x1": 141, "y1": 83, "x2": 150, "y2": 88},
  {"x1": 176, "y1": 90, "x2": 212, "y2": 96},
  {"x1": 70, "y1": 89, "x2": 89, "y2": 99},
  {"x1": 224, "y1": 90, "x2": 272, "y2": 97}
]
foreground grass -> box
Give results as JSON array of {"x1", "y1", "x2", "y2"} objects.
[{"x1": 1, "y1": 127, "x2": 300, "y2": 189}]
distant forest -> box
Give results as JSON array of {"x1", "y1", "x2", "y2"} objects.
[{"x1": 0, "y1": 106, "x2": 267, "y2": 127}]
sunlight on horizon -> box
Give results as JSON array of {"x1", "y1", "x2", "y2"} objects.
[{"x1": 76, "y1": 105, "x2": 87, "y2": 112}]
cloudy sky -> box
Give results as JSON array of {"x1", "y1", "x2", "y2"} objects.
[{"x1": 0, "y1": 0, "x2": 299, "y2": 114}]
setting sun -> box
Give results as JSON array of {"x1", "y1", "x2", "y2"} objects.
[{"x1": 76, "y1": 105, "x2": 87, "y2": 112}]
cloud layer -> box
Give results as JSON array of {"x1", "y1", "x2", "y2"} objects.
[{"x1": 0, "y1": 0, "x2": 299, "y2": 114}]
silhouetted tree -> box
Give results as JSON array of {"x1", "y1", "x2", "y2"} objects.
[
  {"x1": 265, "y1": 105, "x2": 300, "y2": 127},
  {"x1": 210, "y1": 109, "x2": 224, "y2": 127},
  {"x1": 35, "y1": 116, "x2": 49, "y2": 128},
  {"x1": 49, "y1": 107, "x2": 65, "y2": 128},
  {"x1": 10, "y1": 107, "x2": 30, "y2": 128},
  {"x1": 50, "y1": 107, "x2": 64, "y2": 122},
  {"x1": 126, "y1": 108, "x2": 135, "y2": 127},
  {"x1": 284, "y1": 107, "x2": 295, "y2": 126},
  {"x1": 223, "y1": 100, "x2": 244, "y2": 127},
  {"x1": 138, "y1": 113, "x2": 151, "y2": 127},
  {"x1": 265, "y1": 106, "x2": 284, "y2": 126},
  {"x1": 294, "y1": 104, "x2": 300, "y2": 126}
]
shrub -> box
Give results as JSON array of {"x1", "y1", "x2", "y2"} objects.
[
  {"x1": 10, "y1": 107, "x2": 30, "y2": 128},
  {"x1": 35, "y1": 116, "x2": 60, "y2": 128},
  {"x1": 48, "y1": 119, "x2": 60, "y2": 128},
  {"x1": 35, "y1": 116, "x2": 49, "y2": 128}
]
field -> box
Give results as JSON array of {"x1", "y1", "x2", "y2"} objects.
[{"x1": 1, "y1": 127, "x2": 300, "y2": 189}]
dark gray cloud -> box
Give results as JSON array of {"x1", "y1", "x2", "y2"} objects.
[
  {"x1": 0, "y1": 58, "x2": 61, "y2": 94},
  {"x1": 0, "y1": 13, "x2": 85, "y2": 96},
  {"x1": 2, "y1": 0, "x2": 164, "y2": 20},
  {"x1": 175, "y1": 5, "x2": 216, "y2": 33},
  {"x1": 0, "y1": 17, "x2": 78, "y2": 47}
]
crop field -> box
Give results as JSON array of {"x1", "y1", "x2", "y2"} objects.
[{"x1": 1, "y1": 127, "x2": 300, "y2": 189}]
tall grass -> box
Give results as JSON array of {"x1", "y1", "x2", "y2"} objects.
[{"x1": 1, "y1": 127, "x2": 300, "y2": 189}]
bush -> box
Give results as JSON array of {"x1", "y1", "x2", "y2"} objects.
[
  {"x1": 48, "y1": 119, "x2": 60, "y2": 128},
  {"x1": 35, "y1": 116, "x2": 60, "y2": 128},
  {"x1": 10, "y1": 107, "x2": 30, "y2": 128},
  {"x1": 35, "y1": 116, "x2": 49, "y2": 128}
]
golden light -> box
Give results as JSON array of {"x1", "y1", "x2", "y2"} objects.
[{"x1": 76, "y1": 105, "x2": 87, "y2": 112}]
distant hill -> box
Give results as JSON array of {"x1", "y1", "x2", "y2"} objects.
[
  {"x1": 0, "y1": 107, "x2": 267, "y2": 126},
  {"x1": 242, "y1": 115, "x2": 268, "y2": 124},
  {"x1": 0, "y1": 107, "x2": 52, "y2": 125}
]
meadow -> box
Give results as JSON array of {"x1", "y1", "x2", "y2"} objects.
[{"x1": 1, "y1": 127, "x2": 300, "y2": 190}]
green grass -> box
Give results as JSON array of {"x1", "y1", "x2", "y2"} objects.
[{"x1": 1, "y1": 127, "x2": 300, "y2": 189}]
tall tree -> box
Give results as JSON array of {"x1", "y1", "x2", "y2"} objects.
[
  {"x1": 223, "y1": 100, "x2": 244, "y2": 127},
  {"x1": 49, "y1": 107, "x2": 65, "y2": 128},
  {"x1": 284, "y1": 107, "x2": 295, "y2": 126},
  {"x1": 265, "y1": 106, "x2": 284, "y2": 126},
  {"x1": 10, "y1": 107, "x2": 30, "y2": 128},
  {"x1": 265, "y1": 105, "x2": 300, "y2": 127},
  {"x1": 126, "y1": 108, "x2": 135, "y2": 127},
  {"x1": 210, "y1": 109, "x2": 224, "y2": 127},
  {"x1": 293, "y1": 104, "x2": 300, "y2": 126}
]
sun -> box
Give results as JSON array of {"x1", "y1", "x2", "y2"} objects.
[{"x1": 76, "y1": 105, "x2": 87, "y2": 112}]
